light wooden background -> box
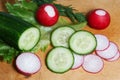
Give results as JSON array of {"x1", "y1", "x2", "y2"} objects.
[{"x1": 0, "y1": 0, "x2": 120, "y2": 80}]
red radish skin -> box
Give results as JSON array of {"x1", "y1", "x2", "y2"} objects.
[
  {"x1": 96, "y1": 41, "x2": 118, "y2": 60},
  {"x1": 107, "y1": 50, "x2": 120, "y2": 62},
  {"x1": 36, "y1": 4, "x2": 59, "y2": 26},
  {"x1": 15, "y1": 52, "x2": 41, "y2": 76},
  {"x1": 95, "y1": 34, "x2": 110, "y2": 51},
  {"x1": 87, "y1": 9, "x2": 110, "y2": 29},
  {"x1": 71, "y1": 53, "x2": 84, "y2": 70},
  {"x1": 82, "y1": 54, "x2": 104, "y2": 73}
]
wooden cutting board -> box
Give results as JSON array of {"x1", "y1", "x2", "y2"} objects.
[{"x1": 0, "y1": 0, "x2": 120, "y2": 80}]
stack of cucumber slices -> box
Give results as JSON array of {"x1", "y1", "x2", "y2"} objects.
[{"x1": 46, "y1": 26, "x2": 97, "y2": 73}]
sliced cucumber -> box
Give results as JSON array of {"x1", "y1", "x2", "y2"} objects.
[
  {"x1": 51, "y1": 27, "x2": 75, "y2": 47},
  {"x1": 18, "y1": 27, "x2": 40, "y2": 51},
  {"x1": 69, "y1": 30, "x2": 97, "y2": 55},
  {"x1": 46, "y1": 47, "x2": 74, "y2": 73}
]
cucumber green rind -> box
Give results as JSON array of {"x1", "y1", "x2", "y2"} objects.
[
  {"x1": 50, "y1": 26, "x2": 75, "y2": 48},
  {"x1": 69, "y1": 30, "x2": 97, "y2": 55},
  {"x1": 0, "y1": 12, "x2": 41, "y2": 51},
  {"x1": 46, "y1": 47, "x2": 74, "y2": 73}
]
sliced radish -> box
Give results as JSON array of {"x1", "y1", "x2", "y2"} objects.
[
  {"x1": 15, "y1": 52, "x2": 41, "y2": 76},
  {"x1": 71, "y1": 53, "x2": 84, "y2": 70},
  {"x1": 95, "y1": 34, "x2": 110, "y2": 50},
  {"x1": 82, "y1": 54, "x2": 104, "y2": 73},
  {"x1": 107, "y1": 50, "x2": 120, "y2": 62},
  {"x1": 96, "y1": 41, "x2": 118, "y2": 60}
]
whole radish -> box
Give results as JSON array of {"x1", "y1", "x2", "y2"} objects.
[
  {"x1": 87, "y1": 9, "x2": 110, "y2": 30},
  {"x1": 36, "y1": 4, "x2": 59, "y2": 26}
]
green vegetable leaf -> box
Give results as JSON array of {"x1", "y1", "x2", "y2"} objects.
[
  {"x1": 69, "y1": 22, "x2": 87, "y2": 30},
  {"x1": 6, "y1": 2, "x2": 37, "y2": 25},
  {"x1": 31, "y1": 40, "x2": 50, "y2": 52},
  {"x1": 0, "y1": 40, "x2": 20, "y2": 63}
]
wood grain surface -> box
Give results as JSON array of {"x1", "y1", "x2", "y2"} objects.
[{"x1": 0, "y1": 0, "x2": 120, "y2": 80}]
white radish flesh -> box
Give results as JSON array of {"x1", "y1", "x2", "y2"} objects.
[
  {"x1": 71, "y1": 53, "x2": 84, "y2": 70},
  {"x1": 107, "y1": 50, "x2": 120, "y2": 62},
  {"x1": 96, "y1": 41, "x2": 118, "y2": 60},
  {"x1": 45, "y1": 5, "x2": 55, "y2": 17},
  {"x1": 16, "y1": 52, "x2": 41, "y2": 75},
  {"x1": 95, "y1": 10, "x2": 106, "y2": 16},
  {"x1": 82, "y1": 54, "x2": 104, "y2": 73},
  {"x1": 95, "y1": 34, "x2": 110, "y2": 51}
]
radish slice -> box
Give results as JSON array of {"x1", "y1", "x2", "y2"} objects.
[
  {"x1": 82, "y1": 54, "x2": 104, "y2": 73},
  {"x1": 16, "y1": 52, "x2": 41, "y2": 75},
  {"x1": 96, "y1": 41, "x2": 118, "y2": 60},
  {"x1": 95, "y1": 34, "x2": 110, "y2": 50},
  {"x1": 107, "y1": 50, "x2": 120, "y2": 62},
  {"x1": 71, "y1": 53, "x2": 84, "y2": 70}
]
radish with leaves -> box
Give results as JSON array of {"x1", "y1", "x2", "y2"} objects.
[
  {"x1": 15, "y1": 52, "x2": 41, "y2": 76},
  {"x1": 87, "y1": 9, "x2": 110, "y2": 29},
  {"x1": 36, "y1": 4, "x2": 59, "y2": 26}
]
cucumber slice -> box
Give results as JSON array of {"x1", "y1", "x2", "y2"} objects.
[
  {"x1": 46, "y1": 47, "x2": 74, "y2": 73},
  {"x1": 18, "y1": 27, "x2": 40, "y2": 51},
  {"x1": 51, "y1": 27, "x2": 75, "y2": 47},
  {"x1": 69, "y1": 30, "x2": 97, "y2": 55}
]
